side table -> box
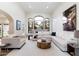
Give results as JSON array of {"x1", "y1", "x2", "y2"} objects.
[
  {"x1": 67, "y1": 43, "x2": 79, "y2": 56},
  {"x1": 0, "y1": 43, "x2": 11, "y2": 55}
]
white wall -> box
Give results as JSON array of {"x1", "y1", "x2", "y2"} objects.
[
  {"x1": 51, "y1": 2, "x2": 79, "y2": 40},
  {"x1": 0, "y1": 2, "x2": 27, "y2": 35}
]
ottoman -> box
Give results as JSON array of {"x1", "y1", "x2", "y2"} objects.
[{"x1": 37, "y1": 38, "x2": 51, "y2": 49}]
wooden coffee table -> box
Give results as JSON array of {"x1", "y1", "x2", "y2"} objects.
[{"x1": 37, "y1": 39, "x2": 51, "y2": 49}]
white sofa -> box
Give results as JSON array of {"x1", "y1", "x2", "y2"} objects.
[
  {"x1": 51, "y1": 36, "x2": 77, "y2": 51},
  {"x1": 2, "y1": 35, "x2": 26, "y2": 49}
]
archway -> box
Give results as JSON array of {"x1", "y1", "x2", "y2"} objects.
[{"x1": 0, "y1": 9, "x2": 14, "y2": 37}]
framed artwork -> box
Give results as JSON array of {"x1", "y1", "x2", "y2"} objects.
[
  {"x1": 16, "y1": 20, "x2": 21, "y2": 30},
  {"x1": 63, "y1": 4, "x2": 76, "y2": 31}
]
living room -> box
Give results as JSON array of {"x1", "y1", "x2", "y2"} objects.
[{"x1": 0, "y1": 2, "x2": 79, "y2": 56}]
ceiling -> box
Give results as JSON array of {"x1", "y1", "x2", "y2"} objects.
[{"x1": 18, "y1": 2, "x2": 62, "y2": 15}]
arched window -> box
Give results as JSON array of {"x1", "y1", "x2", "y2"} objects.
[
  {"x1": 34, "y1": 16, "x2": 44, "y2": 31},
  {"x1": 28, "y1": 16, "x2": 50, "y2": 33}
]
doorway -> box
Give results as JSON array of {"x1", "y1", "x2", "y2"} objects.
[{"x1": 0, "y1": 9, "x2": 14, "y2": 37}]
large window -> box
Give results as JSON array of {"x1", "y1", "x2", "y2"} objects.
[
  {"x1": 0, "y1": 19, "x2": 9, "y2": 37},
  {"x1": 0, "y1": 24, "x2": 9, "y2": 37},
  {"x1": 34, "y1": 16, "x2": 44, "y2": 30},
  {"x1": 28, "y1": 18, "x2": 33, "y2": 33},
  {"x1": 28, "y1": 16, "x2": 50, "y2": 33},
  {"x1": 45, "y1": 18, "x2": 50, "y2": 31}
]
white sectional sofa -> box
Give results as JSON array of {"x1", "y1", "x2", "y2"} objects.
[
  {"x1": 51, "y1": 36, "x2": 68, "y2": 51},
  {"x1": 2, "y1": 34, "x2": 26, "y2": 49},
  {"x1": 51, "y1": 36, "x2": 77, "y2": 51}
]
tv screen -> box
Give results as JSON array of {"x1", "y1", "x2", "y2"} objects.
[{"x1": 51, "y1": 32, "x2": 56, "y2": 36}]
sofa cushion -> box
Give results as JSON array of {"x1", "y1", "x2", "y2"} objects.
[
  {"x1": 51, "y1": 36, "x2": 68, "y2": 51},
  {"x1": 53, "y1": 36, "x2": 67, "y2": 46}
]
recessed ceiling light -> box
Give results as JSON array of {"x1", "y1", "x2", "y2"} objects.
[{"x1": 46, "y1": 6, "x2": 48, "y2": 8}]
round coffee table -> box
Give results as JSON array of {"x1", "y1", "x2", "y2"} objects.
[{"x1": 37, "y1": 39, "x2": 51, "y2": 49}]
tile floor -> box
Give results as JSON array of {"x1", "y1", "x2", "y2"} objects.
[{"x1": 7, "y1": 39, "x2": 70, "y2": 56}]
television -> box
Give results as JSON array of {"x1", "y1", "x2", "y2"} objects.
[{"x1": 51, "y1": 32, "x2": 56, "y2": 36}]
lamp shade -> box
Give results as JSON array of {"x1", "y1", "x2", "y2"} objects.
[{"x1": 74, "y1": 30, "x2": 79, "y2": 38}]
